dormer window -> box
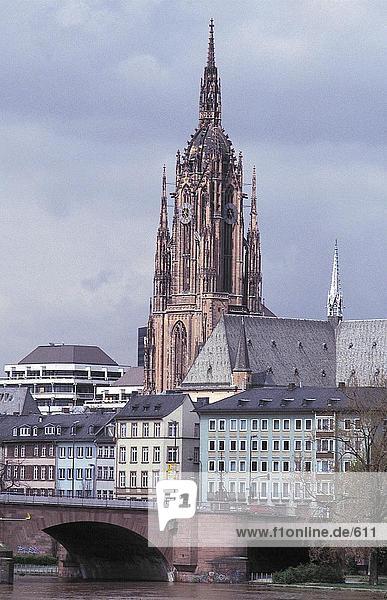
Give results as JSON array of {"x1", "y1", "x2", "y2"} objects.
[
  {"x1": 56, "y1": 426, "x2": 61, "y2": 435},
  {"x1": 19, "y1": 426, "x2": 31, "y2": 436},
  {"x1": 44, "y1": 425, "x2": 55, "y2": 435},
  {"x1": 12, "y1": 427, "x2": 17, "y2": 437},
  {"x1": 32, "y1": 426, "x2": 38, "y2": 436}
]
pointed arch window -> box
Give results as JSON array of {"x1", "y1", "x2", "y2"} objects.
[
  {"x1": 171, "y1": 321, "x2": 187, "y2": 388},
  {"x1": 222, "y1": 186, "x2": 234, "y2": 292}
]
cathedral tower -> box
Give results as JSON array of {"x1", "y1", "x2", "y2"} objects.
[{"x1": 145, "y1": 21, "x2": 264, "y2": 392}]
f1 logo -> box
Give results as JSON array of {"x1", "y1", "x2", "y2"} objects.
[{"x1": 156, "y1": 480, "x2": 197, "y2": 531}]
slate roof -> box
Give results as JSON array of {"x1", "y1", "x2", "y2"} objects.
[
  {"x1": 116, "y1": 393, "x2": 188, "y2": 420},
  {"x1": 0, "y1": 388, "x2": 40, "y2": 416},
  {"x1": 183, "y1": 315, "x2": 336, "y2": 388},
  {"x1": 336, "y1": 320, "x2": 387, "y2": 386},
  {"x1": 18, "y1": 345, "x2": 118, "y2": 366},
  {"x1": 0, "y1": 412, "x2": 115, "y2": 442},
  {"x1": 113, "y1": 366, "x2": 144, "y2": 387},
  {"x1": 196, "y1": 386, "x2": 387, "y2": 414},
  {"x1": 183, "y1": 315, "x2": 387, "y2": 389}
]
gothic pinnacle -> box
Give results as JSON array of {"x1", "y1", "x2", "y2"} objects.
[
  {"x1": 159, "y1": 165, "x2": 168, "y2": 230},
  {"x1": 327, "y1": 240, "x2": 343, "y2": 320}
]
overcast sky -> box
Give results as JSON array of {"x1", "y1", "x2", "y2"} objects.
[{"x1": 0, "y1": 0, "x2": 386, "y2": 371}]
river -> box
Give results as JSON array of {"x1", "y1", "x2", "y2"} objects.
[{"x1": 0, "y1": 577, "x2": 383, "y2": 599}]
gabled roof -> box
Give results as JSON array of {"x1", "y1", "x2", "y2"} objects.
[
  {"x1": 18, "y1": 344, "x2": 118, "y2": 366},
  {"x1": 116, "y1": 393, "x2": 188, "y2": 420},
  {"x1": 0, "y1": 387, "x2": 40, "y2": 416},
  {"x1": 183, "y1": 315, "x2": 336, "y2": 388}
]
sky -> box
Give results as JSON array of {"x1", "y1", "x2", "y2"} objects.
[{"x1": 0, "y1": 0, "x2": 386, "y2": 371}]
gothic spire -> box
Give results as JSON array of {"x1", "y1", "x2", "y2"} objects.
[
  {"x1": 159, "y1": 165, "x2": 168, "y2": 230},
  {"x1": 327, "y1": 240, "x2": 343, "y2": 321},
  {"x1": 250, "y1": 165, "x2": 258, "y2": 230},
  {"x1": 199, "y1": 19, "x2": 221, "y2": 127}
]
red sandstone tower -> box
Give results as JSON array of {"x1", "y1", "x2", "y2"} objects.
[{"x1": 145, "y1": 21, "x2": 263, "y2": 393}]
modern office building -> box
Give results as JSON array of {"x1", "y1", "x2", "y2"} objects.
[{"x1": 0, "y1": 344, "x2": 127, "y2": 413}]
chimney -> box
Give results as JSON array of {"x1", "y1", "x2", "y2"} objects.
[
  {"x1": 288, "y1": 382, "x2": 296, "y2": 391},
  {"x1": 338, "y1": 381, "x2": 345, "y2": 390}
]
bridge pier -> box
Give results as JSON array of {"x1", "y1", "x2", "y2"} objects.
[{"x1": 0, "y1": 544, "x2": 14, "y2": 585}]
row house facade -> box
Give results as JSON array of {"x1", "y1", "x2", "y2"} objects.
[
  {"x1": 114, "y1": 394, "x2": 199, "y2": 500},
  {"x1": 196, "y1": 385, "x2": 384, "y2": 505},
  {"x1": 0, "y1": 413, "x2": 116, "y2": 498}
]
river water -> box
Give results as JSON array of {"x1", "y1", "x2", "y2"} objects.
[{"x1": 0, "y1": 577, "x2": 382, "y2": 600}]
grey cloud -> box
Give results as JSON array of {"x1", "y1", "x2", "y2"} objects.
[{"x1": 0, "y1": 0, "x2": 385, "y2": 373}]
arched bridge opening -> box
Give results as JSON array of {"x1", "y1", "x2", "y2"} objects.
[{"x1": 44, "y1": 521, "x2": 172, "y2": 581}]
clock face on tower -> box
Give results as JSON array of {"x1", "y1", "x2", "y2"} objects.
[
  {"x1": 179, "y1": 203, "x2": 193, "y2": 224},
  {"x1": 223, "y1": 202, "x2": 238, "y2": 225}
]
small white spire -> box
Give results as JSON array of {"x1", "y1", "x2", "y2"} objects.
[{"x1": 327, "y1": 240, "x2": 343, "y2": 320}]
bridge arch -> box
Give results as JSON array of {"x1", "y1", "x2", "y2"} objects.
[{"x1": 44, "y1": 520, "x2": 172, "y2": 581}]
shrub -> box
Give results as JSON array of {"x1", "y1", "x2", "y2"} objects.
[
  {"x1": 14, "y1": 554, "x2": 57, "y2": 565},
  {"x1": 272, "y1": 562, "x2": 344, "y2": 584}
]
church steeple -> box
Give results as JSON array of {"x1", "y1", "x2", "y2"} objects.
[
  {"x1": 199, "y1": 19, "x2": 221, "y2": 126},
  {"x1": 159, "y1": 164, "x2": 168, "y2": 230},
  {"x1": 246, "y1": 166, "x2": 262, "y2": 313},
  {"x1": 327, "y1": 240, "x2": 343, "y2": 323}
]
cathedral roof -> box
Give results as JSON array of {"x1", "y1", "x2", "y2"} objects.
[
  {"x1": 187, "y1": 124, "x2": 231, "y2": 164},
  {"x1": 182, "y1": 315, "x2": 387, "y2": 389}
]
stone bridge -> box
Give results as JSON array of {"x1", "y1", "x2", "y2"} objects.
[{"x1": 0, "y1": 495, "x2": 248, "y2": 582}]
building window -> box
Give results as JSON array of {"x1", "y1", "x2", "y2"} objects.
[
  {"x1": 272, "y1": 440, "x2": 280, "y2": 451},
  {"x1": 282, "y1": 461, "x2": 290, "y2": 472},
  {"x1": 239, "y1": 419, "x2": 247, "y2": 431},
  {"x1": 295, "y1": 419, "x2": 302, "y2": 431},
  {"x1": 344, "y1": 419, "x2": 351, "y2": 430},
  {"x1": 119, "y1": 423, "x2": 127, "y2": 438},
  {"x1": 48, "y1": 466, "x2": 54, "y2": 480},
  {"x1": 261, "y1": 461, "x2": 268, "y2": 472},
  {"x1": 218, "y1": 440, "x2": 225, "y2": 451},
  {"x1": 251, "y1": 461, "x2": 258, "y2": 472},
  {"x1": 103, "y1": 466, "x2": 108, "y2": 480},
  {"x1": 20, "y1": 426, "x2": 30, "y2": 436},
  {"x1": 272, "y1": 461, "x2": 279, "y2": 472},
  {"x1": 45, "y1": 426, "x2": 55, "y2": 435},
  {"x1": 251, "y1": 419, "x2": 258, "y2": 431},
  {"x1": 283, "y1": 440, "x2": 290, "y2": 451},
  {"x1": 168, "y1": 421, "x2": 179, "y2": 437},
  {"x1": 239, "y1": 461, "x2": 246, "y2": 472},
  {"x1": 229, "y1": 460, "x2": 237, "y2": 472},
  {"x1": 153, "y1": 446, "x2": 160, "y2": 463},
  {"x1": 261, "y1": 440, "x2": 268, "y2": 451},
  {"x1": 48, "y1": 445, "x2": 54, "y2": 457},
  {"x1": 230, "y1": 419, "x2": 237, "y2": 431},
  {"x1": 209, "y1": 419, "x2": 216, "y2": 432},
  {"x1": 239, "y1": 440, "x2": 246, "y2": 451},
  {"x1": 318, "y1": 439, "x2": 334, "y2": 453},
  {"x1": 251, "y1": 439, "x2": 258, "y2": 451},
  {"x1": 261, "y1": 419, "x2": 268, "y2": 431},
  {"x1": 97, "y1": 466, "x2": 102, "y2": 480},
  {"x1": 32, "y1": 466, "x2": 39, "y2": 480},
  {"x1": 229, "y1": 440, "x2": 237, "y2": 451},
  {"x1": 208, "y1": 460, "x2": 215, "y2": 472},
  {"x1": 119, "y1": 446, "x2": 127, "y2": 463},
  {"x1": 109, "y1": 467, "x2": 114, "y2": 480},
  {"x1": 167, "y1": 447, "x2": 178, "y2": 463},
  {"x1": 77, "y1": 447, "x2": 84, "y2": 458},
  {"x1": 193, "y1": 447, "x2": 200, "y2": 464},
  {"x1": 317, "y1": 417, "x2": 334, "y2": 431},
  {"x1": 68, "y1": 447, "x2": 73, "y2": 459},
  {"x1": 142, "y1": 447, "x2": 149, "y2": 463},
  {"x1": 141, "y1": 471, "x2": 148, "y2": 488},
  {"x1": 272, "y1": 482, "x2": 280, "y2": 499},
  {"x1": 109, "y1": 447, "x2": 115, "y2": 459},
  {"x1": 260, "y1": 481, "x2": 267, "y2": 499},
  {"x1": 59, "y1": 447, "x2": 66, "y2": 458},
  {"x1": 218, "y1": 420, "x2": 225, "y2": 431},
  {"x1": 294, "y1": 440, "x2": 302, "y2": 451},
  {"x1": 41, "y1": 446, "x2": 47, "y2": 457},
  {"x1": 19, "y1": 466, "x2": 25, "y2": 480},
  {"x1": 86, "y1": 447, "x2": 93, "y2": 459},
  {"x1": 130, "y1": 471, "x2": 137, "y2": 488},
  {"x1": 130, "y1": 447, "x2": 137, "y2": 463},
  {"x1": 118, "y1": 471, "x2": 126, "y2": 488},
  {"x1": 273, "y1": 419, "x2": 280, "y2": 431},
  {"x1": 305, "y1": 440, "x2": 312, "y2": 451},
  {"x1": 85, "y1": 468, "x2": 92, "y2": 480},
  {"x1": 283, "y1": 419, "x2": 290, "y2": 430},
  {"x1": 218, "y1": 460, "x2": 225, "y2": 472},
  {"x1": 143, "y1": 423, "x2": 149, "y2": 437},
  {"x1": 131, "y1": 423, "x2": 138, "y2": 437},
  {"x1": 209, "y1": 440, "x2": 216, "y2": 451},
  {"x1": 305, "y1": 419, "x2": 312, "y2": 430},
  {"x1": 58, "y1": 468, "x2": 65, "y2": 480},
  {"x1": 154, "y1": 422, "x2": 161, "y2": 437},
  {"x1": 152, "y1": 471, "x2": 160, "y2": 488},
  {"x1": 304, "y1": 461, "x2": 312, "y2": 472},
  {"x1": 40, "y1": 466, "x2": 46, "y2": 480},
  {"x1": 76, "y1": 468, "x2": 83, "y2": 480},
  {"x1": 14, "y1": 446, "x2": 18, "y2": 458}
]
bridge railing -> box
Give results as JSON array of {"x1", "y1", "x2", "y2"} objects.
[{"x1": 0, "y1": 493, "x2": 156, "y2": 510}]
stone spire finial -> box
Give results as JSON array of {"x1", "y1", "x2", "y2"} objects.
[
  {"x1": 327, "y1": 240, "x2": 343, "y2": 321},
  {"x1": 250, "y1": 165, "x2": 257, "y2": 229},
  {"x1": 199, "y1": 20, "x2": 221, "y2": 126},
  {"x1": 159, "y1": 165, "x2": 168, "y2": 230}
]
